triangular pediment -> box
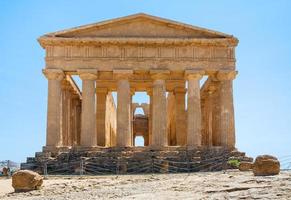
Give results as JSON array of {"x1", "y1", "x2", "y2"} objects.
[{"x1": 44, "y1": 13, "x2": 233, "y2": 39}]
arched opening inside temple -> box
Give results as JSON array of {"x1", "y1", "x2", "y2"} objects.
[
  {"x1": 134, "y1": 107, "x2": 144, "y2": 115},
  {"x1": 134, "y1": 136, "x2": 145, "y2": 146},
  {"x1": 132, "y1": 92, "x2": 149, "y2": 147}
]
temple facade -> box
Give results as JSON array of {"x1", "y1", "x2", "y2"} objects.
[{"x1": 39, "y1": 13, "x2": 238, "y2": 152}]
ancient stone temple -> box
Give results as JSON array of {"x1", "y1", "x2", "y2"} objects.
[{"x1": 22, "y1": 13, "x2": 251, "y2": 174}]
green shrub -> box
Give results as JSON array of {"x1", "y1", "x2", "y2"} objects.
[{"x1": 228, "y1": 159, "x2": 240, "y2": 168}]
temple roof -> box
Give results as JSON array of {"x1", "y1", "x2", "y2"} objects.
[{"x1": 38, "y1": 13, "x2": 238, "y2": 47}]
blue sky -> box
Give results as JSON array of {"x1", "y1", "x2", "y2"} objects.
[{"x1": 0, "y1": 1, "x2": 290, "y2": 163}]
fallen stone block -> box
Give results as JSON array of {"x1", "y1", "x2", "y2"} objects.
[
  {"x1": 12, "y1": 170, "x2": 43, "y2": 192},
  {"x1": 253, "y1": 155, "x2": 280, "y2": 176}
]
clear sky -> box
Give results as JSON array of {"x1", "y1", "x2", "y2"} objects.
[{"x1": 0, "y1": 1, "x2": 290, "y2": 164}]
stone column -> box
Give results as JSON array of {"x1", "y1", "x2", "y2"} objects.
[
  {"x1": 185, "y1": 70, "x2": 204, "y2": 147},
  {"x1": 130, "y1": 89, "x2": 135, "y2": 146},
  {"x1": 114, "y1": 70, "x2": 133, "y2": 147},
  {"x1": 60, "y1": 81, "x2": 69, "y2": 146},
  {"x1": 174, "y1": 87, "x2": 186, "y2": 146},
  {"x1": 78, "y1": 69, "x2": 97, "y2": 147},
  {"x1": 61, "y1": 82, "x2": 73, "y2": 147},
  {"x1": 43, "y1": 69, "x2": 65, "y2": 149},
  {"x1": 150, "y1": 70, "x2": 169, "y2": 147},
  {"x1": 71, "y1": 93, "x2": 81, "y2": 146},
  {"x1": 96, "y1": 87, "x2": 108, "y2": 146},
  {"x1": 216, "y1": 71, "x2": 237, "y2": 149},
  {"x1": 203, "y1": 86, "x2": 216, "y2": 146},
  {"x1": 76, "y1": 101, "x2": 82, "y2": 145},
  {"x1": 147, "y1": 90, "x2": 153, "y2": 146}
]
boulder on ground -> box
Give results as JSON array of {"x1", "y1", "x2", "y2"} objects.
[
  {"x1": 2, "y1": 167, "x2": 9, "y2": 176},
  {"x1": 253, "y1": 155, "x2": 280, "y2": 176},
  {"x1": 12, "y1": 170, "x2": 43, "y2": 192},
  {"x1": 239, "y1": 161, "x2": 253, "y2": 171}
]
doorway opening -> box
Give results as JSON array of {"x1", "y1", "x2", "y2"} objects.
[{"x1": 134, "y1": 136, "x2": 145, "y2": 146}]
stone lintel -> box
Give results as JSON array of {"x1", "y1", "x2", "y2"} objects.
[
  {"x1": 42, "y1": 69, "x2": 65, "y2": 80},
  {"x1": 216, "y1": 70, "x2": 238, "y2": 81},
  {"x1": 78, "y1": 69, "x2": 98, "y2": 80},
  {"x1": 150, "y1": 69, "x2": 170, "y2": 80},
  {"x1": 113, "y1": 69, "x2": 133, "y2": 79},
  {"x1": 185, "y1": 69, "x2": 205, "y2": 80},
  {"x1": 96, "y1": 87, "x2": 108, "y2": 94}
]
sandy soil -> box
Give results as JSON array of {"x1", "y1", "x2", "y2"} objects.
[{"x1": 0, "y1": 170, "x2": 290, "y2": 200}]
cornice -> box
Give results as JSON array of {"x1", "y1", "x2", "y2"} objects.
[{"x1": 38, "y1": 36, "x2": 238, "y2": 48}]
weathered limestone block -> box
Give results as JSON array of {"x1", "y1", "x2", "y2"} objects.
[
  {"x1": 253, "y1": 155, "x2": 280, "y2": 176},
  {"x1": 12, "y1": 170, "x2": 43, "y2": 192},
  {"x1": 239, "y1": 161, "x2": 253, "y2": 171}
]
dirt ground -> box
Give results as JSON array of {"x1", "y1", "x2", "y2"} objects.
[{"x1": 0, "y1": 170, "x2": 290, "y2": 200}]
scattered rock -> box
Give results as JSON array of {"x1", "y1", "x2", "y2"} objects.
[
  {"x1": 2, "y1": 167, "x2": 9, "y2": 176},
  {"x1": 253, "y1": 155, "x2": 280, "y2": 176},
  {"x1": 239, "y1": 161, "x2": 253, "y2": 171},
  {"x1": 12, "y1": 170, "x2": 43, "y2": 192}
]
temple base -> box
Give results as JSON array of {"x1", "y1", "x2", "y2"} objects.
[{"x1": 21, "y1": 146, "x2": 252, "y2": 175}]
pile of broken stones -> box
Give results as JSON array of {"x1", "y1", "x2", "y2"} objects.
[{"x1": 239, "y1": 155, "x2": 280, "y2": 176}]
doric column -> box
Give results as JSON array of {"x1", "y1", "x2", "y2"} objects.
[
  {"x1": 114, "y1": 70, "x2": 133, "y2": 147},
  {"x1": 174, "y1": 87, "x2": 187, "y2": 146},
  {"x1": 130, "y1": 88, "x2": 135, "y2": 146},
  {"x1": 78, "y1": 69, "x2": 97, "y2": 147},
  {"x1": 215, "y1": 71, "x2": 237, "y2": 149},
  {"x1": 147, "y1": 90, "x2": 153, "y2": 146},
  {"x1": 96, "y1": 87, "x2": 108, "y2": 146},
  {"x1": 203, "y1": 86, "x2": 216, "y2": 146},
  {"x1": 185, "y1": 70, "x2": 204, "y2": 147},
  {"x1": 150, "y1": 70, "x2": 169, "y2": 147},
  {"x1": 61, "y1": 81, "x2": 73, "y2": 146},
  {"x1": 76, "y1": 100, "x2": 82, "y2": 145},
  {"x1": 71, "y1": 93, "x2": 81, "y2": 146},
  {"x1": 43, "y1": 69, "x2": 65, "y2": 148}
]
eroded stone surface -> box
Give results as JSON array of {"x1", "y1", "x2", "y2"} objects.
[
  {"x1": 239, "y1": 161, "x2": 253, "y2": 171},
  {"x1": 2, "y1": 171, "x2": 291, "y2": 200}
]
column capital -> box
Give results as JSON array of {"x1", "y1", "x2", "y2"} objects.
[
  {"x1": 150, "y1": 69, "x2": 170, "y2": 80},
  {"x1": 185, "y1": 69, "x2": 204, "y2": 80},
  {"x1": 43, "y1": 69, "x2": 65, "y2": 80},
  {"x1": 152, "y1": 79, "x2": 165, "y2": 87},
  {"x1": 96, "y1": 87, "x2": 108, "y2": 94},
  {"x1": 130, "y1": 88, "x2": 135, "y2": 96},
  {"x1": 78, "y1": 69, "x2": 98, "y2": 80},
  {"x1": 146, "y1": 88, "x2": 153, "y2": 96},
  {"x1": 207, "y1": 85, "x2": 217, "y2": 94},
  {"x1": 61, "y1": 80, "x2": 74, "y2": 91},
  {"x1": 213, "y1": 70, "x2": 238, "y2": 81},
  {"x1": 113, "y1": 69, "x2": 133, "y2": 80}
]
